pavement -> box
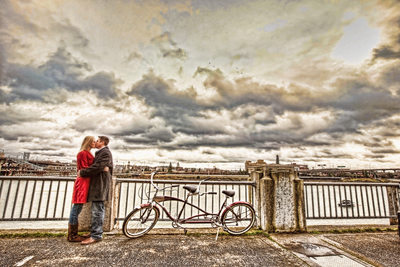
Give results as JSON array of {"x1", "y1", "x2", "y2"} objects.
[{"x1": 0, "y1": 228, "x2": 399, "y2": 267}]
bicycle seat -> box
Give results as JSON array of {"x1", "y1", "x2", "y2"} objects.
[
  {"x1": 222, "y1": 190, "x2": 235, "y2": 197},
  {"x1": 183, "y1": 185, "x2": 197, "y2": 194}
]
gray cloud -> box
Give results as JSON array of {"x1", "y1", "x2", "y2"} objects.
[
  {"x1": 123, "y1": 66, "x2": 400, "y2": 154},
  {"x1": 2, "y1": 46, "x2": 119, "y2": 102},
  {"x1": 373, "y1": 149, "x2": 400, "y2": 154},
  {"x1": 125, "y1": 51, "x2": 143, "y2": 63},
  {"x1": 54, "y1": 19, "x2": 90, "y2": 49},
  {"x1": 123, "y1": 126, "x2": 175, "y2": 145},
  {"x1": 372, "y1": 13, "x2": 400, "y2": 61},
  {"x1": 0, "y1": 132, "x2": 18, "y2": 141},
  {"x1": 127, "y1": 72, "x2": 201, "y2": 133},
  {"x1": 378, "y1": 60, "x2": 400, "y2": 95},
  {"x1": 373, "y1": 46, "x2": 400, "y2": 60},
  {"x1": 0, "y1": 109, "x2": 48, "y2": 126},
  {"x1": 151, "y1": 32, "x2": 187, "y2": 60},
  {"x1": 162, "y1": 47, "x2": 187, "y2": 59},
  {"x1": 1, "y1": 0, "x2": 399, "y2": 166}
]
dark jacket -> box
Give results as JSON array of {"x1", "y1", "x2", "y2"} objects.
[{"x1": 80, "y1": 146, "x2": 113, "y2": 201}]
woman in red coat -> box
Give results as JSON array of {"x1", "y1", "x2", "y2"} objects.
[{"x1": 67, "y1": 136, "x2": 95, "y2": 242}]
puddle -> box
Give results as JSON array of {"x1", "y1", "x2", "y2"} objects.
[
  {"x1": 285, "y1": 242, "x2": 367, "y2": 267},
  {"x1": 310, "y1": 255, "x2": 365, "y2": 267},
  {"x1": 285, "y1": 242, "x2": 338, "y2": 257}
]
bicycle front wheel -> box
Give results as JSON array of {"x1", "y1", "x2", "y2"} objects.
[
  {"x1": 122, "y1": 206, "x2": 159, "y2": 238},
  {"x1": 222, "y1": 203, "x2": 255, "y2": 235}
]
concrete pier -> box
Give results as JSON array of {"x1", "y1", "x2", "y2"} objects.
[
  {"x1": 247, "y1": 160, "x2": 306, "y2": 232},
  {"x1": 78, "y1": 178, "x2": 118, "y2": 232}
]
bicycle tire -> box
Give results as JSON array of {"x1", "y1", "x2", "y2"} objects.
[
  {"x1": 122, "y1": 206, "x2": 159, "y2": 238},
  {"x1": 222, "y1": 202, "x2": 255, "y2": 235}
]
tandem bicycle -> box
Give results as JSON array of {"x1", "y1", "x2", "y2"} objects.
[{"x1": 122, "y1": 172, "x2": 256, "y2": 239}]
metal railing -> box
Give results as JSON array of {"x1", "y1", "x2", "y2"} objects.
[
  {"x1": 115, "y1": 178, "x2": 256, "y2": 222},
  {"x1": 0, "y1": 176, "x2": 255, "y2": 223},
  {"x1": 0, "y1": 176, "x2": 75, "y2": 221},
  {"x1": 304, "y1": 182, "x2": 400, "y2": 219},
  {"x1": 2, "y1": 175, "x2": 399, "y2": 225}
]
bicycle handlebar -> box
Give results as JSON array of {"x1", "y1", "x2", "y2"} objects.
[
  {"x1": 196, "y1": 177, "x2": 212, "y2": 193},
  {"x1": 160, "y1": 185, "x2": 179, "y2": 191},
  {"x1": 150, "y1": 172, "x2": 181, "y2": 191}
]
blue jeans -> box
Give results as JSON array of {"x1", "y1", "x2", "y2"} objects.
[
  {"x1": 69, "y1": 204, "x2": 83, "y2": 225},
  {"x1": 91, "y1": 201, "x2": 105, "y2": 240}
]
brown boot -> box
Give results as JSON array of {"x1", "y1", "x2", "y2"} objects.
[
  {"x1": 67, "y1": 224, "x2": 85, "y2": 242},
  {"x1": 75, "y1": 223, "x2": 90, "y2": 238}
]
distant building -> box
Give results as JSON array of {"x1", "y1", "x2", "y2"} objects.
[
  {"x1": 245, "y1": 160, "x2": 309, "y2": 174},
  {"x1": 245, "y1": 160, "x2": 267, "y2": 173},
  {"x1": 290, "y1": 163, "x2": 309, "y2": 171}
]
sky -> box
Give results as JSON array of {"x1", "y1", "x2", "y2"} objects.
[{"x1": 1, "y1": 0, "x2": 400, "y2": 169}]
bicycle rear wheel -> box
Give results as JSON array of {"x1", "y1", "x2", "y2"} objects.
[
  {"x1": 122, "y1": 206, "x2": 159, "y2": 238},
  {"x1": 222, "y1": 203, "x2": 255, "y2": 235}
]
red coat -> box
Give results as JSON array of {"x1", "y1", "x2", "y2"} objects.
[{"x1": 72, "y1": 150, "x2": 94, "y2": 204}]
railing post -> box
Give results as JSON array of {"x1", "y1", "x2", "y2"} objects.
[
  {"x1": 112, "y1": 178, "x2": 121, "y2": 230},
  {"x1": 387, "y1": 185, "x2": 399, "y2": 225},
  {"x1": 398, "y1": 212, "x2": 400, "y2": 237},
  {"x1": 250, "y1": 171, "x2": 263, "y2": 227},
  {"x1": 250, "y1": 162, "x2": 306, "y2": 232}
]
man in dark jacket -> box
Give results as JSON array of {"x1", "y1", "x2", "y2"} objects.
[{"x1": 78, "y1": 136, "x2": 113, "y2": 245}]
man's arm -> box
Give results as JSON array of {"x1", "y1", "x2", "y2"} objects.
[{"x1": 79, "y1": 151, "x2": 110, "y2": 178}]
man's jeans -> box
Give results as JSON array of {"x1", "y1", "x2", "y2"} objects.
[
  {"x1": 69, "y1": 204, "x2": 83, "y2": 225},
  {"x1": 91, "y1": 201, "x2": 105, "y2": 240}
]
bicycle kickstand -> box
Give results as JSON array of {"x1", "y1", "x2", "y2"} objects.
[{"x1": 215, "y1": 227, "x2": 221, "y2": 241}]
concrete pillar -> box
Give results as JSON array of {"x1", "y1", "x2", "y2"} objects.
[
  {"x1": 78, "y1": 178, "x2": 118, "y2": 232},
  {"x1": 260, "y1": 177, "x2": 275, "y2": 232},
  {"x1": 252, "y1": 164, "x2": 306, "y2": 232},
  {"x1": 293, "y1": 179, "x2": 306, "y2": 231},
  {"x1": 77, "y1": 203, "x2": 91, "y2": 231},
  {"x1": 249, "y1": 171, "x2": 263, "y2": 227},
  {"x1": 387, "y1": 186, "x2": 399, "y2": 225}
]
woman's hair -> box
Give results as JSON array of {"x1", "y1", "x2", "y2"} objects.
[{"x1": 79, "y1": 136, "x2": 95, "y2": 152}]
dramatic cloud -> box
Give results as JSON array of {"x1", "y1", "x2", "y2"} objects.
[
  {"x1": 1, "y1": 0, "x2": 399, "y2": 169},
  {"x1": 372, "y1": 3, "x2": 400, "y2": 62},
  {"x1": 2, "y1": 46, "x2": 120, "y2": 102}
]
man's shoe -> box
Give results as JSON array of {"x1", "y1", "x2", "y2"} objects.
[
  {"x1": 80, "y1": 233, "x2": 91, "y2": 238},
  {"x1": 81, "y1": 237, "x2": 102, "y2": 245}
]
